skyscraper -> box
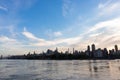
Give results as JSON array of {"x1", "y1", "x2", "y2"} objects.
[
  {"x1": 87, "y1": 45, "x2": 90, "y2": 51},
  {"x1": 87, "y1": 45, "x2": 91, "y2": 57},
  {"x1": 73, "y1": 48, "x2": 75, "y2": 54},
  {"x1": 91, "y1": 44, "x2": 96, "y2": 58},
  {"x1": 91, "y1": 44, "x2": 95, "y2": 52},
  {"x1": 68, "y1": 48, "x2": 69, "y2": 53},
  {"x1": 115, "y1": 45, "x2": 118, "y2": 52}
]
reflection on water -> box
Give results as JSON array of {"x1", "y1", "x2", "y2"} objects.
[{"x1": 0, "y1": 60, "x2": 120, "y2": 80}]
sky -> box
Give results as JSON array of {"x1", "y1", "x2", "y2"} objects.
[{"x1": 0, "y1": 0, "x2": 120, "y2": 55}]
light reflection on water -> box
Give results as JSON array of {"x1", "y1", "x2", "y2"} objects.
[{"x1": 0, "y1": 60, "x2": 120, "y2": 80}]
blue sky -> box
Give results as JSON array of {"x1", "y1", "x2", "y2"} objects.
[{"x1": 0, "y1": 0, "x2": 120, "y2": 55}]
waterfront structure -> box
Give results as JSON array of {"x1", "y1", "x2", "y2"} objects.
[
  {"x1": 91, "y1": 44, "x2": 95, "y2": 51},
  {"x1": 73, "y1": 48, "x2": 75, "y2": 54},
  {"x1": 115, "y1": 45, "x2": 118, "y2": 53},
  {"x1": 103, "y1": 48, "x2": 108, "y2": 58},
  {"x1": 54, "y1": 47, "x2": 59, "y2": 54},
  {"x1": 0, "y1": 55, "x2": 3, "y2": 59},
  {"x1": 91, "y1": 44, "x2": 96, "y2": 58},
  {"x1": 94, "y1": 48, "x2": 103, "y2": 58},
  {"x1": 46, "y1": 49, "x2": 53, "y2": 55},
  {"x1": 87, "y1": 45, "x2": 91, "y2": 56}
]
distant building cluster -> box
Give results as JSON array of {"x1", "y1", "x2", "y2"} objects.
[
  {"x1": 84, "y1": 44, "x2": 120, "y2": 59},
  {"x1": 7, "y1": 44, "x2": 120, "y2": 60}
]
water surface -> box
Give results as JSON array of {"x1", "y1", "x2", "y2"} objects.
[{"x1": 0, "y1": 60, "x2": 120, "y2": 80}]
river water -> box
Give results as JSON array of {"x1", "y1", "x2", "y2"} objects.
[{"x1": 0, "y1": 60, "x2": 120, "y2": 80}]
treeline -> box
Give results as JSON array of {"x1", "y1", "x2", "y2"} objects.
[{"x1": 7, "y1": 52, "x2": 88, "y2": 60}]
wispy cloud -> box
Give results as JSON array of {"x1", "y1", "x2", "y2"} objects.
[
  {"x1": 53, "y1": 31, "x2": 62, "y2": 37},
  {"x1": 0, "y1": 35, "x2": 27, "y2": 55},
  {"x1": 0, "y1": 5, "x2": 8, "y2": 11},
  {"x1": 22, "y1": 27, "x2": 44, "y2": 41},
  {"x1": 98, "y1": 0, "x2": 112, "y2": 9},
  {"x1": 98, "y1": 0, "x2": 120, "y2": 16},
  {"x1": 87, "y1": 17, "x2": 120, "y2": 33},
  {"x1": 0, "y1": 36, "x2": 16, "y2": 43},
  {"x1": 0, "y1": 25, "x2": 18, "y2": 38},
  {"x1": 45, "y1": 29, "x2": 63, "y2": 38},
  {"x1": 0, "y1": 0, "x2": 37, "y2": 13},
  {"x1": 62, "y1": 0, "x2": 73, "y2": 17}
]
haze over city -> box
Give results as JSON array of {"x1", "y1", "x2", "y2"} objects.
[{"x1": 0, "y1": 0, "x2": 120, "y2": 56}]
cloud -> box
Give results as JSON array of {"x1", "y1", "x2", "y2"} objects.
[
  {"x1": 53, "y1": 31, "x2": 62, "y2": 37},
  {"x1": 0, "y1": 36, "x2": 16, "y2": 43},
  {"x1": 45, "y1": 29, "x2": 63, "y2": 38},
  {"x1": 62, "y1": 0, "x2": 73, "y2": 16},
  {"x1": 0, "y1": 0, "x2": 37, "y2": 13},
  {"x1": 98, "y1": 0, "x2": 112, "y2": 9},
  {"x1": 0, "y1": 35, "x2": 28, "y2": 55},
  {"x1": 22, "y1": 27, "x2": 44, "y2": 41},
  {"x1": 98, "y1": 0, "x2": 120, "y2": 16},
  {"x1": 0, "y1": 25, "x2": 18, "y2": 38},
  {"x1": 0, "y1": 5, "x2": 8, "y2": 11},
  {"x1": 87, "y1": 17, "x2": 120, "y2": 33},
  {"x1": 89, "y1": 32, "x2": 102, "y2": 37}
]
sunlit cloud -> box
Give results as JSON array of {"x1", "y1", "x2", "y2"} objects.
[
  {"x1": 87, "y1": 17, "x2": 120, "y2": 33},
  {"x1": 53, "y1": 31, "x2": 62, "y2": 37},
  {"x1": 22, "y1": 27, "x2": 44, "y2": 41},
  {"x1": 0, "y1": 35, "x2": 27, "y2": 55},
  {"x1": 98, "y1": 0, "x2": 120, "y2": 16},
  {"x1": 98, "y1": 0, "x2": 112, "y2": 9},
  {"x1": 0, "y1": 36, "x2": 16, "y2": 43},
  {"x1": 45, "y1": 29, "x2": 63, "y2": 38}
]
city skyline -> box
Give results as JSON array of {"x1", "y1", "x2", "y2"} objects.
[
  {"x1": 0, "y1": 0, "x2": 120, "y2": 55},
  {"x1": 6, "y1": 44, "x2": 120, "y2": 59}
]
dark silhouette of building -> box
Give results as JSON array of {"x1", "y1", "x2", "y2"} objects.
[
  {"x1": 95, "y1": 48, "x2": 103, "y2": 58},
  {"x1": 46, "y1": 49, "x2": 53, "y2": 55},
  {"x1": 115, "y1": 45, "x2": 118, "y2": 52},
  {"x1": 87, "y1": 45, "x2": 91, "y2": 57},
  {"x1": 54, "y1": 47, "x2": 59, "y2": 54},
  {"x1": 91, "y1": 44, "x2": 96, "y2": 58},
  {"x1": 92, "y1": 44, "x2": 95, "y2": 51},
  {"x1": 73, "y1": 48, "x2": 75, "y2": 54},
  {"x1": 68, "y1": 48, "x2": 69, "y2": 53},
  {"x1": 0, "y1": 55, "x2": 3, "y2": 59},
  {"x1": 87, "y1": 45, "x2": 90, "y2": 51},
  {"x1": 6, "y1": 44, "x2": 120, "y2": 60},
  {"x1": 103, "y1": 48, "x2": 108, "y2": 58}
]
